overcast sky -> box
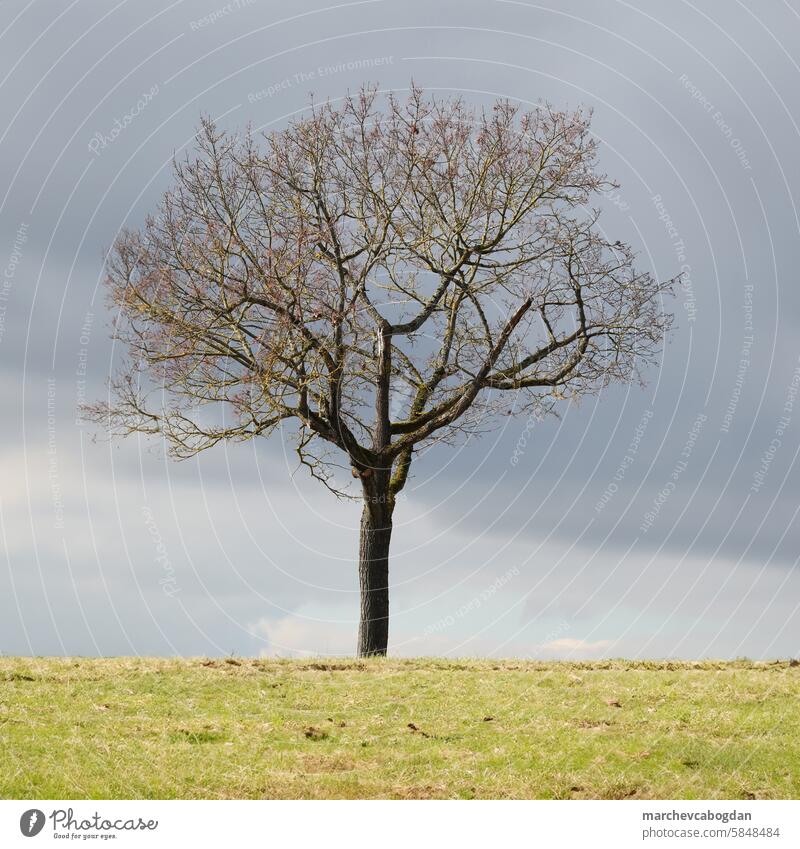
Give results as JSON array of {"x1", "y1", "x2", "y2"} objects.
[{"x1": 1, "y1": 0, "x2": 799, "y2": 659}]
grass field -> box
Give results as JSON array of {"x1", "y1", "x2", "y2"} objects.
[{"x1": 1, "y1": 658, "x2": 798, "y2": 799}]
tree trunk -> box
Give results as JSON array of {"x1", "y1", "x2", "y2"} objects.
[{"x1": 357, "y1": 492, "x2": 392, "y2": 657}]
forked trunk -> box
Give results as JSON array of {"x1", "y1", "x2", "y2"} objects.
[{"x1": 357, "y1": 489, "x2": 393, "y2": 657}]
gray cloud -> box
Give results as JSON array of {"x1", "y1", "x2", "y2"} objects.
[{"x1": 1, "y1": 0, "x2": 799, "y2": 659}]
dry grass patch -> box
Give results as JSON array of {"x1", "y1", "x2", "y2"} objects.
[{"x1": 1, "y1": 658, "x2": 798, "y2": 799}]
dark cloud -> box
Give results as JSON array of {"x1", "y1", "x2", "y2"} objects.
[{"x1": 2, "y1": 0, "x2": 799, "y2": 658}]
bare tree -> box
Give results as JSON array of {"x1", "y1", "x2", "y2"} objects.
[{"x1": 86, "y1": 86, "x2": 673, "y2": 657}]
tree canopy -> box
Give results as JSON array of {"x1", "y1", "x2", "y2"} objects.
[{"x1": 89, "y1": 85, "x2": 672, "y2": 504}]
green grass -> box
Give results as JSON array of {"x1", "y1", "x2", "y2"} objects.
[{"x1": 1, "y1": 658, "x2": 798, "y2": 799}]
